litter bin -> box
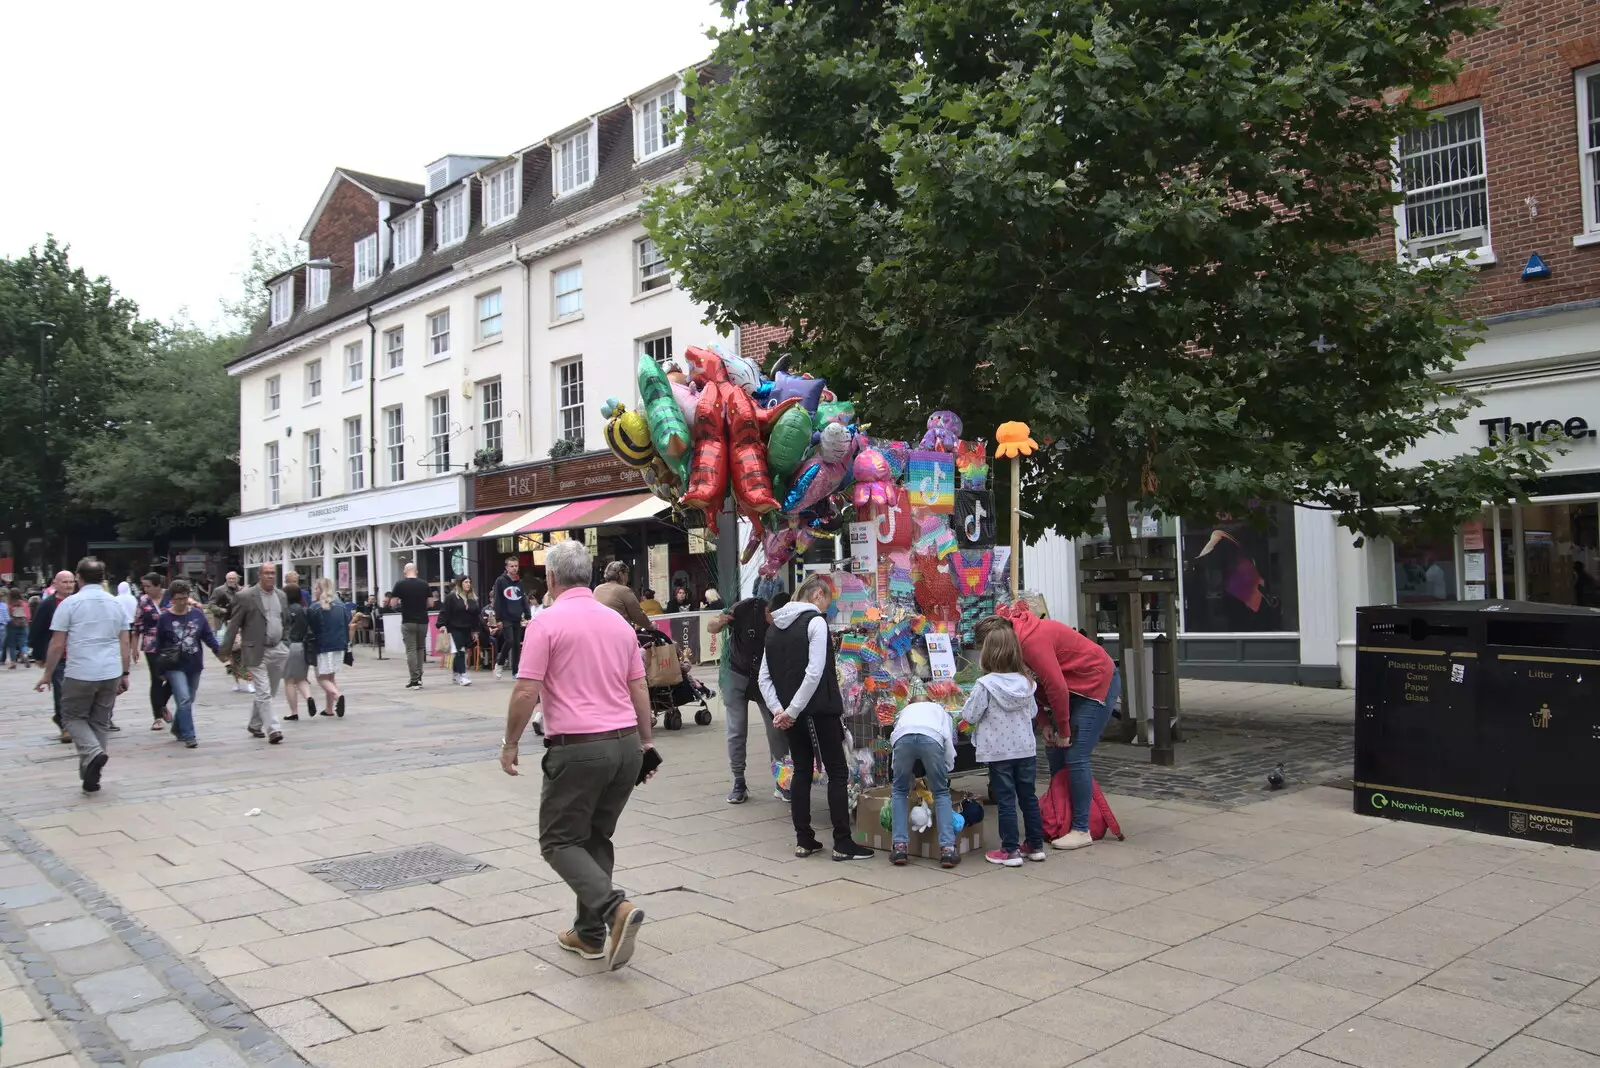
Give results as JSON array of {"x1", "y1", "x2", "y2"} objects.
[{"x1": 1355, "y1": 600, "x2": 1600, "y2": 849}]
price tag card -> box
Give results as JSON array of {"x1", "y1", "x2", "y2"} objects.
[{"x1": 925, "y1": 631, "x2": 957, "y2": 679}]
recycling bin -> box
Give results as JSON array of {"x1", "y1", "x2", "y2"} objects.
[{"x1": 1355, "y1": 601, "x2": 1600, "y2": 849}]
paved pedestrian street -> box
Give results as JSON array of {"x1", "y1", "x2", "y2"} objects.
[{"x1": 2, "y1": 654, "x2": 1599, "y2": 1067}]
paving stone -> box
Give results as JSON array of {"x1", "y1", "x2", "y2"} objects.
[
  {"x1": 107, "y1": 1000, "x2": 208, "y2": 1051},
  {"x1": 223, "y1": 957, "x2": 367, "y2": 1009},
  {"x1": 1427, "y1": 873, "x2": 1584, "y2": 924},
  {"x1": 445, "y1": 1038, "x2": 571, "y2": 1068},
  {"x1": 1528, "y1": 1004, "x2": 1600, "y2": 1058},
  {"x1": 1336, "y1": 904, "x2": 1515, "y2": 968},
  {"x1": 0, "y1": 984, "x2": 45, "y2": 1023},
  {"x1": 333, "y1": 937, "x2": 469, "y2": 983},
  {"x1": 542, "y1": 1007, "x2": 714, "y2": 1068},
  {"x1": 428, "y1": 950, "x2": 567, "y2": 1004},
  {"x1": 632, "y1": 943, "x2": 774, "y2": 995},
  {"x1": 244, "y1": 928, "x2": 372, "y2": 966},
  {"x1": 1269, "y1": 1054, "x2": 1361, "y2": 1068},
  {"x1": 1003, "y1": 988, "x2": 1170, "y2": 1051},
  {"x1": 1151, "y1": 935, "x2": 1295, "y2": 984},
  {"x1": 1421, "y1": 956, "x2": 1582, "y2": 1014},
  {"x1": 1148, "y1": 1002, "x2": 1319, "y2": 1068},
  {"x1": 0, "y1": 1020, "x2": 70, "y2": 1063},
  {"x1": 316, "y1": 974, "x2": 468, "y2": 1032},
  {"x1": 425, "y1": 993, "x2": 582, "y2": 1053},
  {"x1": 1369, "y1": 984, "x2": 1537, "y2": 1048},
  {"x1": 1218, "y1": 974, "x2": 1377, "y2": 1031},
  {"x1": 136, "y1": 1038, "x2": 253, "y2": 1068},
  {"x1": 1303, "y1": 1014, "x2": 1486, "y2": 1068},
  {"x1": 1281, "y1": 946, "x2": 1430, "y2": 998},
  {"x1": 0, "y1": 882, "x2": 66, "y2": 909},
  {"x1": 873, "y1": 973, "x2": 1027, "y2": 1030},
  {"x1": 651, "y1": 983, "x2": 811, "y2": 1044},
  {"x1": 1155, "y1": 885, "x2": 1275, "y2": 924},
  {"x1": 302, "y1": 1019, "x2": 461, "y2": 1068},
  {"x1": 1471, "y1": 929, "x2": 1600, "y2": 985},
  {"x1": 1262, "y1": 893, "x2": 1393, "y2": 933},
  {"x1": 723, "y1": 922, "x2": 856, "y2": 966},
  {"x1": 51, "y1": 939, "x2": 137, "y2": 976},
  {"x1": 73, "y1": 965, "x2": 166, "y2": 1014},
  {"x1": 1470, "y1": 1035, "x2": 1600, "y2": 1068},
  {"x1": 30, "y1": 917, "x2": 110, "y2": 951},
  {"x1": 1083, "y1": 960, "x2": 1233, "y2": 1015},
  {"x1": 953, "y1": 946, "x2": 1102, "y2": 999},
  {"x1": 1035, "y1": 926, "x2": 1167, "y2": 971},
  {"x1": 777, "y1": 1001, "x2": 941, "y2": 1067},
  {"x1": 257, "y1": 998, "x2": 355, "y2": 1050},
  {"x1": 1213, "y1": 914, "x2": 1342, "y2": 957},
  {"x1": 1092, "y1": 907, "x2": 1227, "y2": 947},
  {"x1": 915, "y1": 1017, "x2": 1092, "y2": 1068},
  {"x1": 433, "y1": 918, "x2": 548, "y2": 960},
  {"x1": 750, "y1": 957, "x2": 900, "y2": 1014},
  {"x1": 667, "y1": 1032, "x2": 853, "y2": 1068},
  {"x1": 195, "y1": 947, "x2": 265, "y2": 979},
  {"x1": 838, "y1": 934, "x2": 977, "y2": 984},
  {"x1": 1073, "y1": 1034, "x2": 1239, "y2": 1068}
]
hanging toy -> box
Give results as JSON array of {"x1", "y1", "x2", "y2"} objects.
[
  {"x1": 814, "y1": 399, "x2": 857, "y2": 430},
  {"x1": 920, "y1": 410, "x2": 964, "y2": 451},
  {"x1": 769, "y1": 367, "x2": 828, "y2": 414},
  {"x1": 600, "y1": 399, "x2": 655, "y2": 469},
  {"x1": 956, "y1": 440, "x2": 989, "y2": 489},
  {"x1": 636, "y1": 355, "x2": 692, "y2": 481},
  {"x1": 640, "y1": 455, "x2": 681, "y2": 503},
  {"x1": 680, "y1": 346, "x2": 779, "y2": 515},
  {"x1": 680, "y1": 379, "x2": 730, "y2": 511},
  {"x1": 765, "y1": 405, "x2": 813, "y2": 487},
  {"x1": 851, "y1": 447, "x2": 901, "y2": 513},
  {"x1": 725, "y1": 383, "x2": 779, "y2": 514}
]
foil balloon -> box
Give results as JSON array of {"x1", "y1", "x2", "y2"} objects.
[
  {"x1": 670, "y1": 376, "x2": 699, "y2": 427},
  {"x1": 680, "y1": 381, "x2": 730, "y2": 512},
  {"x1": 765, "y1": 405, "x2": 813, "y2": 485},
  {"x1": 636, "y1": 355, "x2": 691, "y2": 481},
  {"x1": 641, "y1": 455, "x2": 681, "y2": 503},
  {"x1": 851, "y1": 447, "x2": 901, "y2": 512},
  {"x1": 814, "y1": 399, "x2": 857, "y2": 430},
  {"x1": 725, "y1": 385, "x2": 779, "y2": 513},
  {"x1": 783, "y1": 455, "x2": 848, "y2": 514},
  {"x1": 722, "y1": 352, "x2": 764, "y2": 395},
  {"x1": 770, "y1": 371, "x2": 826, "y2": 414},
  {"x1": 816, "y1": 421, "x2": 853, "y2": 464},
  {"x1": 599, "y1": 398, "x2": 654, "y2": 469}
]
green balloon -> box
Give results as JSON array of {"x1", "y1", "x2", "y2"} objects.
[{"x1": 766, "y1": 405, "x2": 813, "y2": 480}]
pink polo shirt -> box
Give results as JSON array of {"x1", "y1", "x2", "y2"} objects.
[{"x1": 517, "y1": 587, "x2": 643, "y2": 736}]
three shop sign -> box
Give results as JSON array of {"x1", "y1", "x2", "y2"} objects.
[
  {"x1": 1479, "y1": 415, "x2": 1597, "y2": 443},
  {"x1": 473, "y1": 453, "x2": 644, "y2": 511}
]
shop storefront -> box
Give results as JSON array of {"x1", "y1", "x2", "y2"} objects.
[{"x1": 229, "y1": 478, "x2": 465, "y2": 605}]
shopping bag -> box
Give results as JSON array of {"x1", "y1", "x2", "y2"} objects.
[
  {"x1": 1040, "y1": 768, "x2": 1125, "y2": 841},
  {"x1": 644, "y1": 642, "x2": 682, "y2": 688}
]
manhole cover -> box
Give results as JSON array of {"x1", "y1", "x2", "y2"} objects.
[{"x1": 305, "y1": 845, "x2": 489, "y2": 891}]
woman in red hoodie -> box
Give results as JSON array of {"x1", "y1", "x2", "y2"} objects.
[{"x1": 976, "y1": 603, "x2": 1121, "y2": 850}]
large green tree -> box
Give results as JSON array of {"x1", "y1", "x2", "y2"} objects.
[
  {"x1": 650, "y1": 0, "x2": 1545, "y2": 543},
  {"x1": 0, "y1": 238, "x2": 150, "y2": 562}
]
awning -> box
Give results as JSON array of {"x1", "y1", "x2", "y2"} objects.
[
  {"x1": 425, "y1": 512, "x2": 520, "y2": 544},
  {"x1": 516, "y1": 493, "x2": 666, "y2": 533},
  {"x1": 603, "y1": 494, "x2": 672, "y2": 525}
]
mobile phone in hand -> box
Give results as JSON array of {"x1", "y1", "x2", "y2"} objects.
[{"x1": 637, "y1": 747, "x2": 663, "y2": 785}]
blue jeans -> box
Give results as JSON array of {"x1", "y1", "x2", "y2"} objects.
[
  {"x1": 165, "y1": 669, "x2": 202, "y2": 742},
  {"x1": 891, "y1": 734, "x2": 955, "y2": 849},
  {"x1": 1047, "y1": 668, "x2": 1122, "y2": 833},
  {"x1": 988, "y1": 757, "x2": 1043, "y2": 852},
  {"x1": 2, "y1": 624, "x2": 25, "y2": 663}
]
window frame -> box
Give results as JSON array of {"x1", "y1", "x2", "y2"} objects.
[
  {"x1": 479, "y1": 378, "x2": 503, "y2": 455},
  {"x1": 353, "y1": 234, "x2": 380, "y2": 287},
  {"x1": 635, "y1": 84, "x2": 683, "y2": 162},
  {"x1": 268, "y1": 279, "x2": 293, "y2": 326},
  {"x1": 483, "y1": 164, "x2": 520, "y2": 228},
  {"x1": 553, "y1": 124, "x2": 596, "y2": 196},
  {"x1": 436, "y1": 188, "x2": 467, "y2": 248},
  {"x1": 384, "y1": 405, "x2": 406, "y2": 484},
  {"x1": 635, "y1": 236, "x2": 670, "y2": 295},
  {"x1": 1393, "y1": 100, "x2": 1494, "y2": 266},
  {"x1": 427, "y1": 309, "x2": 452, "y2": 361},
  {"x1": 305, "y1": 429, "x2": 322, "y2": 501},
  {"x1": 265, "y1": 374, "x2": 281, "y2": 416},
  {"x1": 638, "y1": 332, "x2": 673, "y2": 368},
  {"x1": 304, "y1": 359, "x2": 322, "y2": 402},
  {"x1": 477, "y1": 289, "x2": 503, "y2": 342},
  {"x1": 557, "y1": 358, "x2": 585, "y2": 446},
  {"x1": 552, "y1": 264, "x2": 583, "y2": 321},
  {"x1": 393, "y1": 211, "x2": 421, "y2": 267},
  {"x1": 345, "y1": 340, "x2": 365, "y2": 386},
  {"x1": 306, "y1": 266, "x2": 330, "y2": 309},
  {"x1": 265, "y1": 441, "x2": 281, "y2": 507},
  {"x1": 346, "y1": 416, "x2": 365, "y2": 492},
  {"x1": 428, "y1": 392, "x2": 452, "y2": 474},
  {"x1": 1577, "y1": 65, "x2": 1600, "y2": 239},
  {"x1": 383, "y1": 326, "x2": 404, "y2": 373}
]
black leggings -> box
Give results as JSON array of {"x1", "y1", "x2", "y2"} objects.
[
  {"x1": 144, "y1": 652, "x2": 171, "y2": 718},
  {"x1": 787, "y1": 713, "x2": 851, "y2": 848},
  {"x1": 449, "y1": 629, "x2": 473, "y2": 674}
]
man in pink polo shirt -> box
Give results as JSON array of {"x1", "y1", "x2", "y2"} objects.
[{"x1": 499, "y1": 539, "x2": 657, "y2": 971}]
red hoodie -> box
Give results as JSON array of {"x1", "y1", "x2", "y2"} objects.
[{"x1": 1001, "y1": 603, "x2": 1115, "y2": 734}]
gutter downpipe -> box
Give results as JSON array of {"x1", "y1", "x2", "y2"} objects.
[
  {"x1": 366, "y1": 305, "x2": 379, "y2": 595},
  {"x1": 519, "y1": 243, "x2": 534, "y2": 464}
]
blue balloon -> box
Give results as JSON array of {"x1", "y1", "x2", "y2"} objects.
[
  {"x1": 952, "y1": 812, "x2": 965, "y2": 833},
  {"x1": 782, "y1": 463, "x2": 821, "y2": 513}
]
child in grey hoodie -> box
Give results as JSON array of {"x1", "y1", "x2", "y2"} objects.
[{"x1": 960, "y1": 624, "x2": 1044, "y2": 867}]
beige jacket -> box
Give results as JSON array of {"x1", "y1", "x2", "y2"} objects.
[{"x1": 219, "y1": 585, "x2": 290, "y2": 668}]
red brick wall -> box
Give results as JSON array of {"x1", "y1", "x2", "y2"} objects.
[
  {"x1": 740, "y1": 323, "x2": 790, "y2": 367},
  {"x1": 307, "y1": 178, "x2": 378, "y2": 295},
  {"x1": 1378, "y1": 0, "x2": 1600, "y2": 317}
]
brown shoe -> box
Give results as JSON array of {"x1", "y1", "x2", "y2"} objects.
[
  {"x1": 604, "y1": 901, "x2": 644, "y2": 972},
  {"x1": 557, "y1": 929, "x2": 604, "y2": 960}
]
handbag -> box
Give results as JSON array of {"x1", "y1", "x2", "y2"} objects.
[
  {"x1": 644, "y1": 642, "x2": 681, "y2": 688},
  {"x1": 343, "y1": 649, "x2": 355, "y2": 667},
  {"x1": 153, "y1": 643, "x2": 183, "y2": 671}
]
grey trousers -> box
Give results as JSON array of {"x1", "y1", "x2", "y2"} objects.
[
  {"x1": 247, "y1": 644, "x2": 287, "y2": 736},
  {"x1": 60, "y1": 676, "x2": 119, "y2": 771},
  {"x1": 539, "y1": 735, "x2": 644, "y2": 945},
  {"x1": 725, "y1": 669, "x2": 789, "y2": 781},
  {"x1": 402, "y1": 623, "x2": 428, "y2": 684}
]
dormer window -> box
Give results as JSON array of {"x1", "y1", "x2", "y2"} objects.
[
  {"x1": 306, "y1": 266, "x2": 330, "y2": 309},
  {"x1": 484, "y1": 165, "x2": 519, "y2": 228},
  {"x1": 554, "y1": 125, "x2": 595, "y2": 196},
  {"x1": 269, "y1": 279, "x2": 293, "y2": 326},
  {"x1": 437, "y1": 189, "x2": 467, "y2": 247},
  {"x1": 636, "y1": 84, "x2": 682, "y2": 161},
  {"x1": 354, "y1": 234, "x2": 379, "y2": 287},
  {"x1": 394, "y1": 213, "x2": 421, "y2": 268}
]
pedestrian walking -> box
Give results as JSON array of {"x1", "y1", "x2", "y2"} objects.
[
  {"x1": 281, "y1": 571, "x2": 312, "y2": 720},
  {"x1": 759, "y1": 575, "x2": 875, "y2": 861},
  {"x1": 209, "y1": 571, "x2": 251, "y2": 693},
  {"x1": 218, "y1": 563, "x2": 290, "y2": 745},
  {"x1": 3, "y1": 588, "x2": 29, "y2": 668},
  {"x1": 712, "y1": 593, "x2": 790, "y2": 804},
  {"x1": 132, "y1": 573, "x2": 172, "y2": 729},
  {"x1": 153, "y1": 580, "x2": 225, "y2": 748},
  {"x1": 492, "y1": 556, "x2": 530, "y2": 680},
  {"x1": 594, "y1": 562, "x2": 652, "y2": 629},
  {"x1": 306, "y1": 577, "x2": 352, "y2": 717},
  {"x1": 393, "y1": 563, "x2": 431, "y2": 690},
  {"x1": 30, "y1": 571, "x2": 75, "y2": 742},
  {"x1": 35, "y1": 558, "x2": 130, "y2": 793},
  {"x1": 438, "y1": 577, "x2": 479, "y2": 686},
  {"x1": 114, "y1": 580, "x2": 139, "y2": 624},
  {"x1": 499, "y1": 539, "x2": 656, "y2": 970}
]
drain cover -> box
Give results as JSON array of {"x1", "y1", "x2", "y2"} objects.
[{"x1": 306, "y1": 845, "x2": 489, "y2": 891}]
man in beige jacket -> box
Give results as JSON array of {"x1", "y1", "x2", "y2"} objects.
[{"x1": 220, "y1": 563, "x2": 290, "y2": 744}]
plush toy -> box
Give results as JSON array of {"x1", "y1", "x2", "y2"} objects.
[
  {"x1": 909, "y1": 802, "x2": 932, "y2": 834},
  {"x1": 952, "y1": 811, "x2": 966, "y2": 833},
  {"x1": 851, "y1": 447, "x2": 901, "y2": 513},
  {"x1": 956, "y1": 440, "x2": 989, "y2": 489},
  {"x1": 921, "y1": 410, "x2": 963, "y2": 451},
  {"x1": 994, "y1": 421, "x2": 1038, "y2": 458},
  {"x1": 636, "y1": 355, "x2": 692, "y2": 482},
  {"x1": 600, "y1": 399, "x2": 655, "y2": 469}
]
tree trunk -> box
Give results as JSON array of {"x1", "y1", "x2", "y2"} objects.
[{"x1": 1103, "y1": 487, "x2": 1135, "y2": 555}]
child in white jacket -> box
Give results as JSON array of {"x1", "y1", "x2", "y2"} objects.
[
  {"x1": 960, "y1": 624, "x2": 1043, "y2": 867},
  {"x1": 889, "y1": 698, "x2": 959, "y2": 868}
]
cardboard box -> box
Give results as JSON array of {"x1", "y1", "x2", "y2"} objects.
[{"x1": 853, "y1": 786, "x2": 984, "y2": 857}]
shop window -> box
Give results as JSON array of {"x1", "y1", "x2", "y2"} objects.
[
  {"x1": 1393, "y1": 529, "x2": 1458, "y2": 604},
  {"x1": 1181, "y1": 504, "x2": 1298, "y2": 633},
  {"x1": 1520, "y1": 502, "x2": 1600, "y2": 607}
]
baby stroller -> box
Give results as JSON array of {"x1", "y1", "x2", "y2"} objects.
[{"x1": 637, "y1": 628, "x2": 714, "y2": 731}]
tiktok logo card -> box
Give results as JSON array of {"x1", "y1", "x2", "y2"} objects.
[
  {"x1": 908, "y1": 450, "x2": 955, "y2": 514},
  {"x1": 954, "y1": 488, "x2": 996, "y2": 547}
]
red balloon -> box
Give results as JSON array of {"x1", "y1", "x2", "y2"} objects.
[
  {"x1": 726, "y1": 386, "x2": 778, "y2": 514},
  {"x1": 680, "y1": 383, "x2": 729, "y2": 511}
]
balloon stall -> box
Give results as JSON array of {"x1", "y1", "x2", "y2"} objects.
[{"x1": 603, "y1": 345, "x2": 1035, "y2": 805}]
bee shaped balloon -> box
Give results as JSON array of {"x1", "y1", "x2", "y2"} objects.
[{"x1": 600, "y1": 398, "x2": 655, "y2": 469}]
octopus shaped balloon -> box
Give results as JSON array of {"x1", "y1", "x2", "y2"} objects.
[
  {"x1": 851, "y1": 447, "x2": 902, "y2": 513},
  {"x1": 920, "y1": 410, "x2": 963, "y2": 452}
]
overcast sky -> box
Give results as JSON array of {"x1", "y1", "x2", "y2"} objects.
[{"x1": 3, "y1": 0, "x2": 723, "y2": 328}]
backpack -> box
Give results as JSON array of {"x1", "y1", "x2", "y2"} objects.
[{"x1": 1040, "y1": 768, "x2": 1125, "y2": 842}]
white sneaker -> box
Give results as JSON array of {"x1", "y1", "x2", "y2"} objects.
[
  {"x1": 494, "y1": 665, "x2": 503, "y2": 680},
  {"x1": 246, "y1": 682, "x2": 256, "y2": 694},
  {"x1": 1051, "y1": 830, "x2": 1093, "y2": 851},
  {"x1": 459, "y1": 674, "x2": 472, "y2": 686}
]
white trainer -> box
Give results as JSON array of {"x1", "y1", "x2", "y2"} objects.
[
  {"x1": 494, "y1": 665, "x2": 503, "y2": 680},
  {"x1": 460, "y1": 674, "x2": 472, "y2": 686},
  {"x1": 1051, "y1": 830, "x2": 1093, "y2": 851}
]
